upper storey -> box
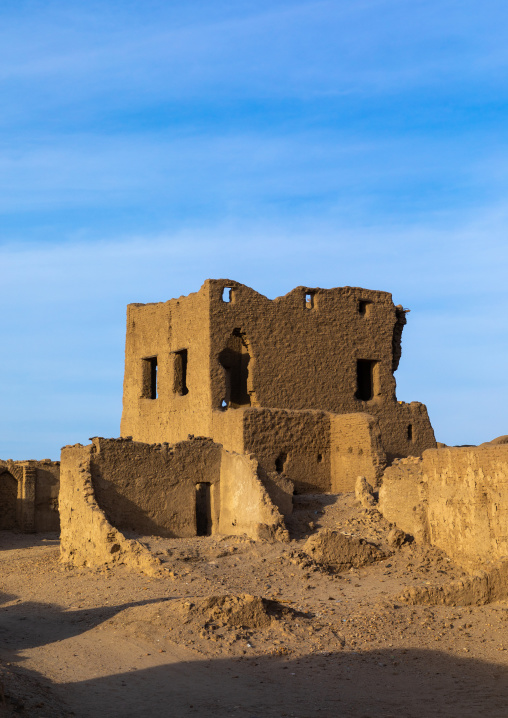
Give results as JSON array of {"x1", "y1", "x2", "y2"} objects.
[
  {"x1": 207, "y1": 279, "x2": 406, "y2": 414},
  {"x1": 121, "y1": 279, "x2": 410, "y2": 445}
]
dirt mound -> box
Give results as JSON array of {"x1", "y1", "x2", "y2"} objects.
[
  {"x1": 106, "y1": 593, "x2": 345, "y2": 657},
  {"x1": 183, "y1": 593, "x2": 294, "y2": 629},
  {"x1": 303, "y1": 529, "x2": 388, "y2": 572}
]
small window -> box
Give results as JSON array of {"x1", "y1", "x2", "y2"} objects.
[
  {"x1": 317, "y1": 453, "x2": 323, "y2": 463},
  {"x1": 173, "y1": 349, "x2": 188, "y2": 396},
  {"x1": 355, "y1": 359, "x2": 377, "y2": 401},
  {"x1": 358, "y1": 300, "x2": 372, "y2": 316},
  {"x1": 222, "y1": 287, "x2": 233, "y2": 303},
  {"x1": 220, "y1": 399, "x2": 228, "y2": 410},
  {"x1": 305, "y1": 292, "x2": 315, "y2": 310},
  {"x1": 407, "y1": 424, "x2": 413, "y2": 441},
  {"x1": 142, "y1": 357, "x2": 158, "y2": 399}
]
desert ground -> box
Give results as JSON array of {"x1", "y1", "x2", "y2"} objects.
[{"x1": 1, "y1": 494, "x2": 508, "y2": 718}]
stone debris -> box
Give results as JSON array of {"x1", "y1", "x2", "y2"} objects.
[
  {"x1": 388, "y1": 527, "x2": 409, "y2": 548},
  {"x1": 355, "y1": 476, "x2": 377, "y2": 509},
  {"x1": 303, "y1": 529, "x2": 388, "y2": 572}
]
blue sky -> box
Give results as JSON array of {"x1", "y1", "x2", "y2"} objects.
[{"x1": 1, "y1": 0, "x2": 507, "y2": 459}]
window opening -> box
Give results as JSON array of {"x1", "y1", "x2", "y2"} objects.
[
  {"x1": 275, "y1": 452, "x2": 287, "y2": 474},
  {"x1": 195, "y1": 482, "x2": 212, "y2": 536},
  {"x1": 358, "y1": 300, "x2": 372, "y2": 316},
  {"x1": 305, "y1": 292, "x2": 315, "y2": 309},
  {"x1": 355, "y1": 359, "x2": 377, "y2": 401},
  {"x1": 142, "y1": 357, "x2": 158, "y2": 399},
  {"x1": 173, "y1": 349, "x2": 188, "y2": 396},
  {"x1": 317, "y1": 453, "x2": 323, "y2": 463},
  {"x1": 218, "y1": 328, "x2": 254, "y2": 408},
  {"x1": 222, "y1": 287, "x2": 233, "y2": 303},
  {"x1": 407, "y1": 424, "x2": 413, "y2": 441},
  {"x1": 220, "y1": 399, "x2": 228, "y2": 410}
]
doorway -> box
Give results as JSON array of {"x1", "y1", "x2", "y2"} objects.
[{"x1": 195, "y1": 482, "x2": 212, "y2": 536}]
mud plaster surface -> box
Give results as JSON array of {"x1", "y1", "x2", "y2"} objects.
[{"x1": 1, "y1": 495, "x2": 508, "y2": 718}]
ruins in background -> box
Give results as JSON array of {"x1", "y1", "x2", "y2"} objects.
[{"x1": 0, "y1": 459, "x2": 59, "y2": 533}]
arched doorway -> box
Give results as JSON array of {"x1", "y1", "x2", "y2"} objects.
[
  {"x1": 219, "y1": 329, "x2": 256, "y2": 409},
  {"x1": 0, "y1": 470, "x2": 18, "y2": 529}
]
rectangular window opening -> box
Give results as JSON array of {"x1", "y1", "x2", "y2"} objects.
[
  {"x1": 222, "y1": 287, "x2": 233, "y2": 303},
  {"x1": 142, "y1": 357, "x2": 158, "y2": 399},
  {"x1": 355, "y1": 359, "x2": 377, "y2": 401},
  {"x1": 173, "y1": 349, "x2": 189, "y2": 396},
  {"x1": 305, "y1": 292, "x2": 315, "y2": 309},
  {"x1": 359, "y1": 300, "x2": 372, "y2": 316},
  {"x1": 407, "y1": 424, "x2": 413, "y2": 441}
]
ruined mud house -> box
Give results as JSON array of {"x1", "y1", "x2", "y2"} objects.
[
  {"x1": 56, "y1": 279, "x2": 437, "y2": 562},
  {"x1": 120, "y1": 279, "x2": 436, "y2": 489}
]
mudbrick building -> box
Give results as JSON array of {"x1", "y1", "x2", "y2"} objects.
[
  {"x1": 0, "y1": 459, "x2": 60, "y2": 533},
  {"x1": 7, "y1": 280, "x2": 441, "y2": 566},
  {"x1": 120, "y1": 279, "x2": 436, "y2": 493},
  {"x1": 58, "y1": 279, "x2": 438, "y2": 568},
  {"x1": 5, "y1": 279, "x2": 508, "y2": 599}
]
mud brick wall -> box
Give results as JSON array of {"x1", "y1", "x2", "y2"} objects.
[
  {"x1": 120, "y1": 279, "x2": 436, "y2": 471},
  {"x1": 379, "y1": 444, "x2": 508, "y2": 568},
  {"x1": 0, "y1": 459, "x2": 59, "y2": 533},
  {"x1": 60, "y1": 436, "x2": 287, "y2": 558},
  {"x1": 88, "y1": 437, "x2": 222, "y2": 538}
]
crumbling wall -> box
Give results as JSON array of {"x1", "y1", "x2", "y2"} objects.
[
  {"x1": 0, "y1": 464, "x2": 17, "y2": 529},
  {"x1": 208, "y1": 281, "x2": 399, "y2": 415},
  {"x1": 32, "y1": 461, "x2": 60, "y2": 531},
  {"x1": 59, "y1": 444, "x2": 160, "y2": 574},
  {"x1": 0, "y1": 459, "x2": 59, "y2": 533},
  {"x1": 379, "y1": 444, "x2": 508, "y2": 569},
  {"x1": 330, "y1": 413, "x2": 386, "y2": 491},
  {"x1": 89, "y1": 437, "x2": 222, "y2": 538},
  {"x1": 120, "y1": 279, "x2": 436, "y2": 467},
  {"x1": 59, "y1": 437, "x2": 288, "y2": 571},
  {"x1": 240, "y1": 409, "x2": 331, "y2": 493},
  {"x1": 217, "y1": 408, "x2": 390, "y2": 495},
  {"x1": 121, "y1": 287, "x2": 213, "y2": 446},
  {"x1": 219, "y1": 451, "x2": 288, "y2": 540}
]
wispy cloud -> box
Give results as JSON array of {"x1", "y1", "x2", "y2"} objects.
[
  {"x1": 0, "y1": 200, "x2": 507, "y2": 457},
  {"x1": 0, "y1": 0, "x2": 507, "y2": 457}
]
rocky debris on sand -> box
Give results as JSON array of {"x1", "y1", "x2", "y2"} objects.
[
  {"x1": 355, "y1": 476, "x2": 377, "y2": 509},
  {"x1": 388, "y1": 527, "x2": 409, "y2": 548},
  {"x1": 303, "y1": 529, "x2": 388, "y2": 572},
  {"x1": 182, "y1": 593, "x2": 299, "y2": 629},
  {"x1": 108, "y1": 593, "x2": 339, "y2": 657},
  {"x1": 399, "y1": 559, "x2": 508, "y2": 606}
]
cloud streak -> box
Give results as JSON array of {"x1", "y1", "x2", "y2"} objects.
[
  {"x1": 0, "y1": 0, "x2": 507, "y2": 457},
  {"x1": 1, "y1": 200, "x2": 507, "y2": 457}
]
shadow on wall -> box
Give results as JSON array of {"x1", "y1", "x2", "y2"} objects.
[
  {"x1": 90, "y1": 475, "x2": 186, "y2": 539},
  {"x1": 0, "y1": 470, "x2": 17, "y2": 529},
  {"x1": 0, "y1": 462, "x2": 60, "y2": 533}
]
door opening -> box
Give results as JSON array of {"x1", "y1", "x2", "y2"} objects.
[{"x1": 195, "y1": 482, "x2": 212, "y2": 536}]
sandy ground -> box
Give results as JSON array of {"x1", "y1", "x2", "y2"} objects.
[{"x1": 1, "y1": 494, "x2": 508, "y2": 717}]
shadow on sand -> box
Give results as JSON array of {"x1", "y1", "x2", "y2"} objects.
[{"x1": 1, "y1": 590, "x2": 508, "y2": 718}]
